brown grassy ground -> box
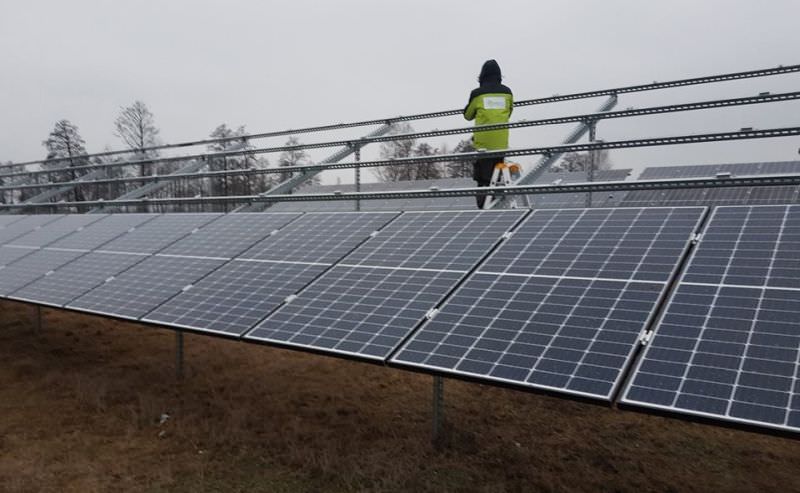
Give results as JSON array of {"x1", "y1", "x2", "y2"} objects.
[{"x1": 1, "y1": 300, "x2": 799, "y2": 493}]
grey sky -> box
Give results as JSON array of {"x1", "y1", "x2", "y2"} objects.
[{"x1": 1, "y1": 0, "x2": 798, "y2": 183}]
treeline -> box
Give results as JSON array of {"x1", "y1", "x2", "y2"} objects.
[{"x1": 0, "y1": 101, "x2": 316, "y2": 209}]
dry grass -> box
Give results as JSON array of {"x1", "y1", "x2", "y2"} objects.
[{"x1": 1, "y1": 299, "x2": 799, "y2": 493}]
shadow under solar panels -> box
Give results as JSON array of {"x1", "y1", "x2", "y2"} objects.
[
  {"x1": 621, "y1": 205, "x2": 800, "y2": 433},
  {"x1": 391, "y1": 207, "x2": 707, "y2": 401}
]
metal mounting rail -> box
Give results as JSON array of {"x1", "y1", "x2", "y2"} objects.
[
  {"x1": 0, "y1": 126, "x2": 797, "y2": 198},
  {"x1": 4, "y1": 63, "x2": 798, "y2": 171},
  {"x1": 2, "y1": 91, "x2": 798, "y2": 184},
  {"x1": 4, "y1": 173, "x2": 800, "y2": 212}
]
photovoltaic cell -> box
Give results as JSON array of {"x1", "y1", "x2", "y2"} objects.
[
  {"x1": 622, "y1": 205, "x2": 800, "y2": 433},
  {"x1": 47, "y1": 214, "x2": 156, "y2": 251},
  {"x1": 247, "y1": 266, "x2": 464, "y2": 359},
  {"x1": 143, "y1": 260, "x2": 327, "y2": 336},
  {"x1": 7, "y1": 214, "x2": 105, "y2": 248},
  {"x1": 0, "y1": 215, "x2": 62, "y2": 245},
  {"x1": 68, "y1": 255, "x2": 225, "y2": 319},
  {"x1": 391, "y1": 207, "x2": 707, "y2": 400},
  {"x1": 98, "y1": 213, "x2": 220, "y2": 254},
  {"x1": 160, "y1": 212, "x2": 301, "y2": 258},
  {"x1": 239, "y1": 212, "x2": 398, "y2": 263},
  {"x1": 10, "y1": 252, "x2": 146, "y2": 307},
  {"x1": 0, "y1": 249, "x2": 84, "y2": 295},
  {"x1": 339, "y1": 210, "x2": 526, "y2": 271}
]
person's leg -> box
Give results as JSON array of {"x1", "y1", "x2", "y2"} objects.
[{"x1": 473, "y1": 157, "x2": 503, "y2": 209}]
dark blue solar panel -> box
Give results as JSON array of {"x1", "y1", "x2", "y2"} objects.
[
  {"x1": 47, "y1": 214, "x2": 156, "y2": 251},
  {"x1": 0, "y1": 249, "x2": 84, "y2": 296},
  {"x1": 391, "y1": 207, "x2": 706, "y2": 400},
  {"x1": 481, "y1": 207, "x2": 705, "y2": 282},
  {"x1": 0, "y1": 215, "x2": 62, "y2": 245},
  {"x1": 239, "y1": 212, "x2": 398, "y2": 263},
  {"x1": 10, "y1": 252, "x2": 146, "y2": 307},
  {"x1": 68, "y1": 256, "x2": 225, "y2": 319},
  {"x1": 247, "y1": 266, "x2": 463, "y2": 360},
  {"x1": 338, "y1": 210, "x2": 526, "y2": 271},
  {"x1": 98, "y1": 214, "x2": 220, "y2": 254},
  {"x1": 7, "y1": 214, "x2": 105, "y2": 248},
  {"x1": 161, "y1": 212, "x2": 301, "y2": 258},
  {"x1": 622, "y1": 205, "x2": 800, "y2": 432},
  {"x1": 143, "y1": 260, "x2": 326, "y2": 336}
]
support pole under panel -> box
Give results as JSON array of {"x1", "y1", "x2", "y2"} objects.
[
  {"x1": 176, "y1": 330, "x2": 184, "y2": 380},
  {"x1": 432, "y1": 375, "x2": 445, "y2": 448}
]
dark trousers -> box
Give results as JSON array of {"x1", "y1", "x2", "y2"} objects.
[{"x1": 473, "y1": 156, "x2": 503, "y2": 209}]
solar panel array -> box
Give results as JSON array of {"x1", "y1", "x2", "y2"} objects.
[
  {"x1": 392, "y1": 207, "x2": 707, "y2": 400},
  {"x1": 1, "y1": 201, "x2": 798, "y2": 437},
  {"x1": 621, "y1": 161, "x2": 800, "y2": 207},
  {"x1": 622, "y1": 205, "x2": 800, "y2": 433}
]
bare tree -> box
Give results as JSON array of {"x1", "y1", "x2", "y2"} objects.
[
  {"x1": 114, "y1": 101, "x2": 160, "y2": 176},
  {"x1": 442, "y1": 138, "x2": 474, "y2": 178},
  {"x1": 277, "y1": 136, "x2": 317, "y2": 185},
  {"x1": 42, "y1": 119, "x2": 89, "y2": 202}
]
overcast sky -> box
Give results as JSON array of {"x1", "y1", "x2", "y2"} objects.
[{"x1": 1, "y1": 0, "x2": 798, "y2": 183}]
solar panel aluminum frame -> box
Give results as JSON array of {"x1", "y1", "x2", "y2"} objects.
[
  {"x1": 618, "y1": 204, "x2": 800, "y2": 434},
  {"x1": 388, "y1": 206, "x2": 710, "y2": 403}
]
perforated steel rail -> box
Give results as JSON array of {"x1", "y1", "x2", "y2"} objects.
[
  {"x1": 4, "y1": 63, "x2": 797, "y2": 171},
  {"x1": 1, "y1": 92, "x2": 798, "y2": 187}
]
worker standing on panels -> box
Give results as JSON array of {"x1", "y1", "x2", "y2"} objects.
[{"x1": 464, "y1": 59, "x2": 513, "y2": 208}]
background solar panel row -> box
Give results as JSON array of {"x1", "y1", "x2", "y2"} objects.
[
  {"x1": 6, "y1": 215, "x2": 105, "y2": 248},
  {"x1": 392, "y1": 207, "x2": 707, "y2": 401},
  {"x1": 245, "y1": 210, "x2": 528, "y2": 359},
  {"x1": 621, "y1": 161, "x2": 800, "y2": 207},
  {"x1": 268, "y1": 170, "x2": 631, "y2": 212},
  {"x1": 0, "y1": 215, "x2": 27, "y2": 228},
  {"x1": 622, "y1": 205, "x2": 800, "y2": 433}
]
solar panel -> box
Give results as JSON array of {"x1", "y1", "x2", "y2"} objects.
[
  {"x1": 10, "y1": 251, "x2": 147, "y2": 307},
  {"x1": 239, "y1": 212, "x2": 398, "y2": 263},
  {"x1": 143, "y1": 212, "x2": 401, "y2": 336},
  {"x1": 0, "y1": 215, "x2": 25, "y2": 227},
  {"x1": 621, "y1": 205, "x2": 800, "y2": 432},
  {"x1": 7, "y1": 214, "x2": 105, "y2": 248},
  {"x1": 0, "y1": 246, "x2": 37, "y2": 266},
  {"x1": 160, "y1": 212, "x2": 301, "y2": 258},
  {"x1": 143, "y1": 260, "x2": 327, "y2": 336},
  {"x1": 0, "y1": 215, "x2": 62, "y2": 245},
  {"x1": 68, "y1": 256, "x2": 226, "y2": 319},
  {"x1": 391, "y1": 207, "x2": 707, "y2": 401},
  {"x1": 98, "y1": 213, "x2": 220, "y2": 254},
  {"x1": 0, "y1": 249, "x2": 84, "y2": 296},
  {"x1": 47, "y1": 214, "x2": 156, "y2": 251},
  {"x1": 482, "y1": 208, "x2": 706, "y2": 282},
  {"x1": 338, "y1": 210, "x2": 526, "y2": 271},
  {"x1": 247, "y1": 266, "x2": 464, "y2": 359},
  {"x1": 245, "y1": 210, "x2": 527, "y2": 359}
]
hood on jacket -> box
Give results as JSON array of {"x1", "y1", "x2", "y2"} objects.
[{"x1": 478, "y1": 59, "x2": 502, "y2": 85}]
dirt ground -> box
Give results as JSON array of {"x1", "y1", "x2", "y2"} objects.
[{"x1": 1, "y1": 300, "x2": 799, "y2": 493}]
